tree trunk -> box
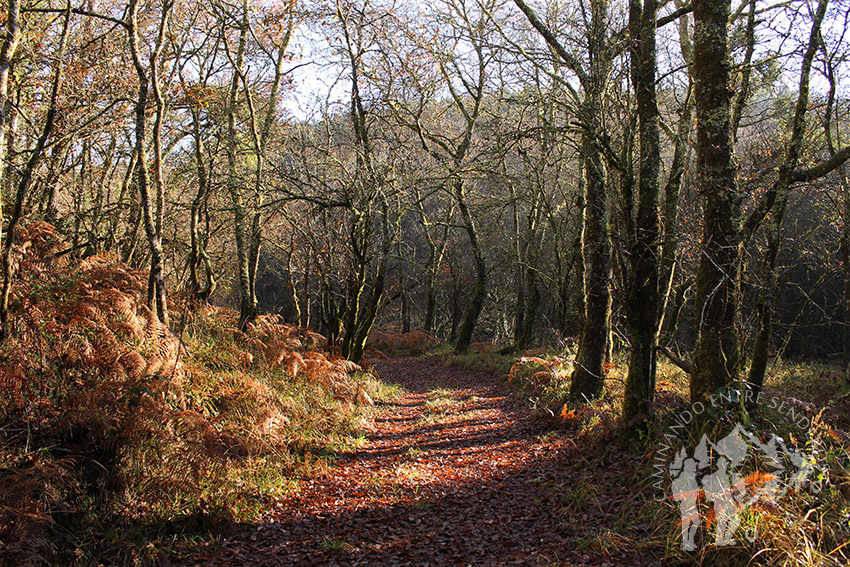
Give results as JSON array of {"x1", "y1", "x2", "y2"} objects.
[
  {"x1": 0, "y1": 0, "x2": 21, "y2": 333},
  {"x1": 453, "y1": 180, "x2": 487, "y2": 354},
  {"x1": 516, "y1": 266, "x2": 539, "y2": 351},
  {"x1": 570, "y1": 117, "x2": 611, "y2": 401},
  {"x1": 420, "y1": 198, "x2": 451, "y2": 333},
  {"x1": 623, "y1": 0, "x2": 661, "y2": 430},
  {"x1": 511, "y1": 188, "x2": 525, "y2": 346},
  {"x1": 42, "y1": 141, "x2": 69, "y2": 225},
  {"x1": 189, "y1": 109, "x2": 215, "y2": 306},
  {"x1": 146, "y1": 0, "x2": 173, "y2": 325},
  {"x1": 0, "y1": 0, "x2": 20, "y2": 205},
  {"x1": 303, "y1": 253, "x2": 311, "y2": 327},
  {"x1": 746, "y1": 0, "x2": 830, "y2": 404},
  {"x1": 569, "y1": 0, "x2": 613, "y2": 402},
  {"x1": 658, "y1": 90, "x2": 692, "y2": 341},
  {"x1": 843, "y1": 170, "x2": 850, "y2": 380},
  {"x1": 0, "y1": 0, "x2": 69, "y2": 341},
  {"x1": 225, "y1": 0, "x2": 257, "y2": 331},
  {"x1": 690, "y1": 0, "x2": 740, "y2": 405},
  {"x1": 658, "y1": 3, "x2": 694, "y2": 341},
  {"x1": 127, "y1": 0, "x2": 170, "y2": 325}
]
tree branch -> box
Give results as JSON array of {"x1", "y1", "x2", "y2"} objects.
[
  {"x1": 656, "y1": 345, "x2": 694, "y2": 375},
  {"x1": 24, "y1": 6, "x2": 128, "y2": 28},
  {"x1": 511, "y1": 0, "x2": 588, "y2": 84},
  {"x1": 656, "y1": 4, "x2": 692, "y2": 28},
  {"x1": 791, "y1": 146, "x2": 850, "y2": 183}
]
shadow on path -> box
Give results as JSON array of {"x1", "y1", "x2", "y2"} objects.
[{"x1": 185, "y1": 358, "x2": 661, "y2": 567}]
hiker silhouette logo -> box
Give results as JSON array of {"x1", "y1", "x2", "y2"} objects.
[{"x1": 669, "y1": 423, "x2": 819, "y2": 551}]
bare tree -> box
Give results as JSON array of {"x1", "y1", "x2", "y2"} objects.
[
  {"x1": 746, "y1": 0, "x2": 850, "y2": 402},
  {"x1": 127, "y1": 0, "x2": 173, "y2": 325},
  {"x1": 0, "y1": 0, "x2": 71, "y2": 341},
  {"x1": 513, "y1": 0, "x2": 615, "y2": 401}
]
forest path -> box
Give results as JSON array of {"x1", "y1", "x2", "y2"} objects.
[{"x1": 189, "y1": 357, "x2": 657, "y2": 566}]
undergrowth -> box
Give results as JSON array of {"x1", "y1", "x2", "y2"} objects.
[
  {"x1": 0, "y1": 222, "x2": 399, "y2": 565},
  {"x1": 503, "y1": 348, "x2": 850, "y2": 566},
  {"x1": 367, "y1": 330, "x2": 441, "y2": 357},
  {"x1": 441, "y1": 350, "x2": 515, "y2": 375}
]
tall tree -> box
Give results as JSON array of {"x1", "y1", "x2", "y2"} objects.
[
  {"x1": 222, "y1": 0, "x2": 257, "y2": 330},
  {"x1": 690, "y1": 0, "x2": 740, "y2": 405},
  {"x1": 127, "y1": 0, "x2": 172, "y2": 325},
  {"x1": 0, "y1": 0, "x2": 71, "y2": 341},
  {"x1": 513, "y1": 0, "x2": 614, "y2": 402},
  {"x1": 0, "y1": 0, "x2": 20, "y2": 198},
  {"x1": 622, "y1": 0, "x2": 661, "y2": 428}
]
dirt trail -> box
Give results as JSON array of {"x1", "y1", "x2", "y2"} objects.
[{"x1": 188, "y1": 358, "x2": 659, "y2": 566}]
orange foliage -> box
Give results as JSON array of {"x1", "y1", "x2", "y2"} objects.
[
  {"x1": 743, "y1": 470, "x2": 777, "y2": 488},
  {"x1": 368, "y1": 330, "x2": 439, "y2": 355},
  {"x1": 508, "y1": 355, "x2": 571, "y2": 384},
  {"x1": 825, "y1": 428, "x2": 850, "y2": 446},
  {"x1": 0, "y1": 222, "x2": 376, "y2": 561},
  {"x1": 1, "y1": 223, "x2": 186, "y2": 414}
]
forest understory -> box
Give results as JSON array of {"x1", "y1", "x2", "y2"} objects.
[{"x1": 1, "y1": 225, "x2": 850, "y2": 566}]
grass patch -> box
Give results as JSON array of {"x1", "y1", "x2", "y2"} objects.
[
  {"x1": 440, "y1": 351, "x2": 515, "y2": 375},
  {"x1": 502, "y1": 352, "x2": 850, "y2": 567},
  {"x1": 632, "y1": 360, "x2": 850, "y2": 566},
  {"x1": 420, "y1": 387, "x2": 459, "y2": 423},
  {"x1": 321, "y1": 537, "x2": 355, "y2": 554}
]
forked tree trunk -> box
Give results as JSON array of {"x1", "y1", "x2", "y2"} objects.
[
  {"x1": 188, "y1": 110, "x2": 215, "y2": 305},
  {"x1": 127, "y1": 0, "x2": 170, "y2": 326}
]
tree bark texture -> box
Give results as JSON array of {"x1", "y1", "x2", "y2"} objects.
[
  {"x1": 570, "y1": 0, "x2": 612, "y2": 403},
  {"x1": 690, "y1": 0, "x2": 741, "y2": 405},
  {"x1": 623, "y1": 0, "x2": 661, "y2": 428}
]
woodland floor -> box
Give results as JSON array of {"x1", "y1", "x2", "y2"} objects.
[{"x1": 182, "y1": 357, "x2": 664, "y2": 566}]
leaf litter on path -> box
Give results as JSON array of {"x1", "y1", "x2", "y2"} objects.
[{"x1": 184, "y1": 357, "x2": 661, "y2": 566}]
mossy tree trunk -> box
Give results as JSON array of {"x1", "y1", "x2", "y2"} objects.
[
  {"x1": 569, "y1": 0, "x2": 613, "y2": 403},
  {"x1": 623, "y1": 0, "x2": 661, "y2": 430},
  {"x1": 690, "y1": 0, "x2": 741, "y2": 405},
  {"x1": 513, "y1": 0, "x2": 613, "y2": 403}
]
